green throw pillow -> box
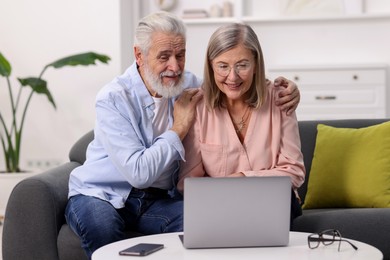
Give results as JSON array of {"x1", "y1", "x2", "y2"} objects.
[{"x1": 303, "y1": 122, "x2": 390, "y2": 209}]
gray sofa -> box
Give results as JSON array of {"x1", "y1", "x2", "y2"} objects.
[{"x1": 2, "y1": 118, "x2": 390, "y2": 260}]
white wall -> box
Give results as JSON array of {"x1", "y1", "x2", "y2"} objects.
[
  {"x1": 1, "y1": 0, "x2": 390, "y2": 171},
  {"x1": 0, "y1": 0, "x2": 134, "y2": 171}
]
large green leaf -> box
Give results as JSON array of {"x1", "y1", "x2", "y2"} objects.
[
  {"x1": 0, "y1": 52, "x2": 11, "y2": 77},
  {"x1": 18, "y1": 77, "x2": 56, "y2": 109},
  {"x1": 1, "y1": 50, "x2": 110, "y2": 172},
  {"x1": 48, "y1": 52, "x2": 110, "y2": 69}
]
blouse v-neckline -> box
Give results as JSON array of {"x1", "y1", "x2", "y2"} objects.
[{"x1": 223, "y1": 107, "x2": 256, "y2": 147}]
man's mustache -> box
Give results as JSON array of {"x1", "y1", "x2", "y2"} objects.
[{"x1": 160, "y1": 71, "x2": 182, "y2": 77}]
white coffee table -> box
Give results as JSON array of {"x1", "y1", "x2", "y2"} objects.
[{"x1": 92, "y1": 231, "x2": 383, "y2": 260}]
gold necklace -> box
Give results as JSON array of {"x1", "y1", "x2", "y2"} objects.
[{"x1": 231, "y1": 106, "x2": 251, "y2": 133}]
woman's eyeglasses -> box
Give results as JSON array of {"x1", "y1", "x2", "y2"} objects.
[
  {"x1": 213, "y1": 62, "x2": 252, "y2": 77},
  {"x1": 308, "y1": 229, "x2": 358, "y2": 251}
]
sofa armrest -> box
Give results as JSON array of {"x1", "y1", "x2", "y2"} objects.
[{"x1": 2, "y1": 162, "x2": 81, "y2": 260}]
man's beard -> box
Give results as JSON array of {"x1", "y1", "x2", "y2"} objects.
[{"x1": 144, "y1": 64, "x2": 185, "y2": 98}]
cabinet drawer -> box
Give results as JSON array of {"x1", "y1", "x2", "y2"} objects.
[
  {"x1": 268, "y1": 64, "x2": 388, "y2": 120},
  {"x1": 296, "y1": 107, "x2": 386, "y2": 121},
  {"x1": 268, "y1": 69, "x2": 386, "y2": 85},
  {"x1": 300, "y1": 88, "x2": 382, "y2": 106}
]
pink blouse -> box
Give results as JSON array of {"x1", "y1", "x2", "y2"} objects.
[{"x1": 177, "y1": 83, "x2": 306, "y2": 192}]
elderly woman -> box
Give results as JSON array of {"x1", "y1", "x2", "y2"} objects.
[{"x1": 178, "y1": 23, "x2": 306, "y2": 224}]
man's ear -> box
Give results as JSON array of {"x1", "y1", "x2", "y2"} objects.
[{"x1": 134, "y1": 46, "x2": 143, "y2": 66}]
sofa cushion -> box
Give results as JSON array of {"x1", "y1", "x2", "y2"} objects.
[{"x1": 303, "y1": 122, "x2": 390, "y2": 209}]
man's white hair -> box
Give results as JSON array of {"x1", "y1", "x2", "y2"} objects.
[{"x1": 134, "y1": 11, "x2": 187, "y2": 54}]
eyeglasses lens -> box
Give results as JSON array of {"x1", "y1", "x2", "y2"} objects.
[
  {"x1": 214, "y1": 62, "x2": 251, "y2": 77},
  {"x1": 322, "y1": 230, "x2": 339, "y2": 245},
  {"x1": 308, "y1": 234, "x2": 320, "y2": 249}
]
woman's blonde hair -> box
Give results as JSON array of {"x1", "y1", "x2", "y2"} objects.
[{"x1": 203, "y1": 23, "x2": 267, "y2": 109}]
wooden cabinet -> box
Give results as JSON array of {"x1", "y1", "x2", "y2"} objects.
[{"x1": 267, "y1": 64, "x2": 388, "y2": 120}]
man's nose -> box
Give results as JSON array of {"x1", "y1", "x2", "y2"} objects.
[{"x1": 167, "y1": 57, "x2": 180, "y2": 72}]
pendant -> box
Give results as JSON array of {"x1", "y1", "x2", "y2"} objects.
[{"x1": 235, "y1": 119, "x2": 245, "y2": 132}]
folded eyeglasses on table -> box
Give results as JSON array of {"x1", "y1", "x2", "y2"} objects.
[{"x1": 308, "y1": 229, "x2": 358, "y2": 251}]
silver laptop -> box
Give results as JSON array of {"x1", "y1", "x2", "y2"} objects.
[{"x1": 181, "y1": 176, "x2": 291, "y2": 249}]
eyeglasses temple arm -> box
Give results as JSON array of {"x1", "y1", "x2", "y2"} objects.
[{"x1": 342, "y1": 239, "x2": 359, "y2": 250}]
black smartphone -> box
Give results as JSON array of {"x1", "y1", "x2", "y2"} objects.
[{"x1": 118, "y1": 243, "x2": 164, "y2": 256}]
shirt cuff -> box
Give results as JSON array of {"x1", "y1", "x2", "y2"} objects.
[{"x1": 159, "y1": 130, "x2": 185, "y2": 160}]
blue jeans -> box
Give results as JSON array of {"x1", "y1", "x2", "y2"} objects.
[{"x1": 65, "y1": 189, "x2": 183, "y2": 259}]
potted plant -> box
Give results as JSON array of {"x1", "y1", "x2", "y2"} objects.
[
  {"x1": 0, "y1": 51, "x2": 110, "y2": 173},
  {"x1": 0, "y1": 51, "x2": 110, "y2": 216}
]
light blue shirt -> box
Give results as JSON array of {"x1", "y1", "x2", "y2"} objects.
[{"x1": 68, "y1": 62, "x2": 202, "y2": 208}]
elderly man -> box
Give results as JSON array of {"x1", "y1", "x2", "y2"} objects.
[{"x1": 65, "y1": 11, "x2": 301, "y2": 259}]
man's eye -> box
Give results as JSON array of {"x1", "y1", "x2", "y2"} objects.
[
  {"x1": 160, "y1": 56, "x2": 169, "y2": 61},
  {"x1": 176, "y1": 54, "x2": 185, "y2": 60}
]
